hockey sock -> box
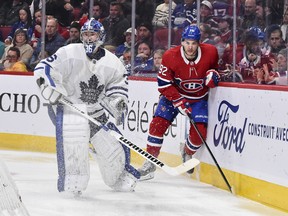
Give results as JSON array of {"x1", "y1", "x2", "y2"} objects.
[
  {"x1": 186, "y1": 122, "x2": 207, "y2": 155},
  {"x1": 147, "y1": 117, "x2": 171, "y2": 157}
]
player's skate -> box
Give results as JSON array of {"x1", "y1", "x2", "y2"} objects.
[
  {"x1": 138, "y1": 160, "x2": 156, "y2": 181},
  {"x1": 180, "y1": 143, "x2": 194, "y2": 174}
]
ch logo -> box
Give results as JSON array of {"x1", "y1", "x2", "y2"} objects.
[{"x1": 180, "y1": 79, "x2": 204, "y2": 93}]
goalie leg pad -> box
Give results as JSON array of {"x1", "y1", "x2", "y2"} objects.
[
  {"x1": 90, "y1": 127, "x2": 126, "y2": 187},
  {"x1": 56, "y1": 104, "x2": 90, "y2": 193},
  {"x1": 90, "y1": 122, "x2": 140, "y2": 190},
  {"x1": 105, "y1": 122, "x2": 140, "y2": 180}
]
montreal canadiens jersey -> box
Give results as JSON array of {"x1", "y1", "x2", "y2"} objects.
[
  {"x1": 157, "y1": 44, "x2": 219, "y2": 102},
  {"x1": 34, "y1": 43, "x2": 128, "y2": 118}
]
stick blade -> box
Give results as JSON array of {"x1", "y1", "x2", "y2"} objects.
[{"x1": 162, "y1": 158, "x2": 200, "y2": 176}]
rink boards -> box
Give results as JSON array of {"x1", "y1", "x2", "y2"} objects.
[{"x1": 0, "y1": 73, "x2": 288, "y2": 213}]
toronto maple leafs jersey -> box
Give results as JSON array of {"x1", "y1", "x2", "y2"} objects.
[
  {"x1": 34, "y1": 43, "x2": 128, "y2": 118},
  {"x1": 157, "y1": 44, "x2": 218, "y2": 102}
]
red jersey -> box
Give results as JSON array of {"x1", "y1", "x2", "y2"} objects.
[{"x1": 157, "y1": 44, "x2": 219, "y2": 102}]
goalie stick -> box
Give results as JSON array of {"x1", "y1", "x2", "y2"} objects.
[{"x1": 59, "y1": 98, "x2": 200, "y2": 176}]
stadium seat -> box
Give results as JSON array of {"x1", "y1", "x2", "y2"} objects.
[{"x1": 0, "y1": 26, "x2": 12, "y2": 40}]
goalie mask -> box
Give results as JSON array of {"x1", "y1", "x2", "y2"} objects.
[{"x1": 81, "y1": 18, "x2": 106, "y2": 57}]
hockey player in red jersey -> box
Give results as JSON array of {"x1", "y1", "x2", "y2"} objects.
[{"x1": 138, "y1": 25, "x2": 220, "y2": 180}]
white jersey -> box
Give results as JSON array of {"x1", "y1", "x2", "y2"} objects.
[{"x1": 34, "y1": 43, "x2": 128, "y2": 118}]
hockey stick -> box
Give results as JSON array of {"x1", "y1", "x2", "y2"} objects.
[
  {"x1": 189, "y1": 118, "x2": 233, "y2": 193},
  {"x1": 59, "y1": 97, "x2": 200, "y2": 176}
]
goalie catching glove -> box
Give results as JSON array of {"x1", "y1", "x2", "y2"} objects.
[
  {"x1": 205, "y1": 69, "x2": 220, "y2": 88},
  {"x1": 101, "y1": 96, "x2": 128, "y2": 125},
  {"x1": 172, "y1": 97, "x2": 192, "y2": 116}
]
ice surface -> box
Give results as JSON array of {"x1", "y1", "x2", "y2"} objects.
[{"x1": 1, "y1": 150, "x2": 287, "y2": 216}]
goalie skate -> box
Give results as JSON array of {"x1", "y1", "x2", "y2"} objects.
[{"x1": 138, "y1": 160, "x2": 156, "y2": 181}]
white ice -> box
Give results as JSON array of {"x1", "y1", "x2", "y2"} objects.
[{"x1": 1, "y1": 150, "x2": 287, "y2": 216}]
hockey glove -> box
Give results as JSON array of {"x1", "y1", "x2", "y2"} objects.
[
  {"x1": 205, "y1": 69, "x2": 220, "y2": 88},
  {"x1": 101, "y1": 97, "x2": 128, "y2": 126},
  {"x1": 40, "y1": 84, "x2": 62, "y2": 104},
  {"x1": 172, "y1": 98, "x2": 192, "y2": 116}
]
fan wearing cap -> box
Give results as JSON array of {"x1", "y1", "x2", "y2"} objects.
[
  {"x1": 238, "y1": 27, "x2": 273, "y2": 84},
  {"x1": 199, "y1": 0, "x2": 218, "y2": 28},
  {"x1": 115, "y1": 27, "x2": 137, "y2": 58},
  {"x1": 65, "y1": 21, "x2": 81, "y2": 45},
  {"x1": 137, "y1": 25, "x2": 220, "y2": 180},
  {"x1": 137, "y1": 22, "x2": 153, "y2": 45},
  {"x1": 218, "y1": 15, "x2": 233, "y2": 44}
]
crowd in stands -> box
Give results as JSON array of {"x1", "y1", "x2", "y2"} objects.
[{"x1": 0, "y1": 0, "x2": 287, "y2": 85}]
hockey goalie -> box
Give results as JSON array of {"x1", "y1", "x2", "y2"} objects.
[
  {"x1": 0, "y1": 159, "x2": 30, "y2": 216},
  {"x1": 34, "y1": 18, "x2": 140, "y2": 194}
]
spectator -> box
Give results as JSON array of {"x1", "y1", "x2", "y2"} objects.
[
  {"x1": 152, "y1": 0, "x2": 177, "y2": 49},
  {"x1": 92, "y1": 1, "x2": 109, "y2": 22},
  {"x1": 2, "y1": 47, "x2": 28, "y2": 72},
  {"x1": 171, "y1": 0, "x2": 197, "y2": 45},
  {"x1": 0, "y1": 40, "x2": 5, "y2": 58},
  {"x1": 219, "y1": 28, "x2": 246, "y2": 75},
  {"x1": 265, "y1": 24, "x2": 286, "y2": 60},
  {"x1": 218, "y1": 15, "x2": 233, "y2": 45},
  {"x1": 116, "y1": 0, "x2": 132, "y2": 20},
  {"x1": 264, "y1": 0, "x2": 284, "y2": 26},
  {"x1": 46, "y1": 0, "x2": 74, "y2": 27},
  {"x1": 0, "y1": 0, "x2": 29, "y2": 26},
  {"x1": 152, "y1": 48, "x2": 165, "y2": 72},
  {"x1": 115, "y1": 27, "x2": 137, "y2": 58},
  {"x1": 134, "y1": 40, "x2": 154, "y2": 74},
  {"x1": 80, "y1": 0, "x2": 109, "y2": 18},
  {"x1": 241, "y1": 0, "x2": 265, "y2": 30},
  {"x1": 30, "y1": 18, "x2": 66, "y2": 67},
  {"x1": 281, "y1": 7, "x2": 288, "y2": 43},
  {"x1": 65, "y1": 21, "x2": 81, "y2": 45},
  {"x1": 30, "y1": 9, "x2": 42, "y2": 48},
  {"x1": 199, "y1": 0, "x2": 218, "y2": 28},
  {"x1": 152, "y1": 0, "x2": 176, "y2": 29},
  {"x1": 119, "y1": 48, "x2": 132, "y2": 74},
  {"x1": 102, "y1": 1, "x2": 130, "y2": 47},
  {"x1": 199, "y1": 23, "x2": 215, "y2": 45},
  {"x1": 137, "y1": 22, "x2": 153, "y2": 46},
  {"x1": 238, "y1": 28, "x2": 272, "y2": 83},
  {"x1": 79, "y1": 1, "x2": 109, "y2": 25},
  {"x1": 212, "y1": 0, "x2": 233, "y2": 17},
  {"x1": 29, "y1": 0, "x2": 41, "y2": 19},
  {"x1": 135, "y1": 0, "x2": 155, "y2": 26},
  {"x1": 1, "y1": 28, "x2": 33, "y2": 66},
  {"x1": 4, "y1": 7, "x2": 34, "y2": 46},
  {"x1": 264, "y1": 47, "x2": 288, "y2": 85},
  {"x1": 214, "y1": 15, "x2": 234, "y2": 61}
]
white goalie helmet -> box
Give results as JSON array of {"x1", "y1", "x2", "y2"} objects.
[{"x1": 80, "y1": 18, "x2": 106, "y2": 57}]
